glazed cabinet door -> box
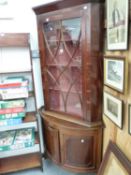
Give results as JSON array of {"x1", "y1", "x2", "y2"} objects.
[
  {"x1": 42, "y1": 13, "x2": 84, "y2": 119},
  {"x1": 44, "y1": 121, "x2": 60, "y2": 163},
  {"x1": 38, "y1": 3, "x2": 103, "y2": 123},
  {"x1": 60, "y1": 128, "x2": 102, "y2": 172}
]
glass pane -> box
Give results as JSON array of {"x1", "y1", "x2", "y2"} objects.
[{"x1": 43, "y1": 17, "x2": 83, "y2": 118}]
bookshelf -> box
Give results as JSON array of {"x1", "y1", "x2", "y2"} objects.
[{"x1": 0, "y1": 33, "x2": 42, "y2": 174}]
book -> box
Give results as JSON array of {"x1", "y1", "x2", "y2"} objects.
[
  {"x1": 0, "y1": 82, "x2": 28, "y2": 89},
  {"x1": 14, "y1": 128, "x2": 34, "y2": 143},
  {"x1": 12, "y1": 128, "x2": 35, "y2": 149},
  {"x1": 0, "y1": 83, "x2": 22, "y2": 89},
  {"x1": 0, "y1": 107, "x2": 25, "y2": 114},
  {"x1": 0, "y1": 130, "x2": 15, "y2": 151},
  {"x1": 0, "y1": 86, "x2": 28, "y2": 94},
  {"x1": 3, "y1": 76, "x2": 28, "y2": 83},
  {"x1": 0, "y1": 87, "x2": 29, "y2": 100},
  {"x1": 0, "y1": 128, "x2": 35, "y2": 152},
  {"x1": 0, "y1": 118, "x2": 23, "y2": 126},
  {"x1": 0, "y1": 76, "x2": 29, "y2": 89},
  {"x1": 0, "y1": 112, "x2": 25, "y2": 120},
  {"x1": 0, "y1": 100, "x2": 25, "y2": 109}
]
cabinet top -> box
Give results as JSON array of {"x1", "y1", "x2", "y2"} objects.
[{"x1": 33, "y1": 0, "x2": 105, "y2": 15}]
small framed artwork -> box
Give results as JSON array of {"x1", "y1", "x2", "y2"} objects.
[
  {"x1": 128, "y1": 104, "x2": 131, "y2": 135},
  {"x1": 97, "y1": 141, "x2": 131, "y2": 175},
  {"x1": 104, "y1": 92, "x2": 123, "y2": 128},
  {"x1": 104, "y1": 56, "x2": 125, "y2": 93},
  {"x1": 107, "y1": 0, "x2": 129, "y2": 50}
]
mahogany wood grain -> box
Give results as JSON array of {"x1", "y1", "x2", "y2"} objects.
[
  {"x1": 0, "y1": 153, "x2": 41, "y2": 174},
  {"x1": 34, "y1": 0, "x2": 104, "y2": 173},
  {"x1": 43, "y1": 115, "x2": 103, "y2": 173},
  {"x1": 36, "y1": 3, "x2": 104, "y2": 122},
  {"x1": 33, "y1": 0, "x2": 105, "y2": 15},
  {"x1": 0, "y1": 33, "x2": 29, "y2": 47}
]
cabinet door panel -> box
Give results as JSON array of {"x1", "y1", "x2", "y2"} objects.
[
  {"x1": 44, "y1": 122, "x2": 60, "y2": 163},
  {"x1": 60, "y1": 129, "x2": 101, "y2": 172},
  {"x1": 64, "y1": 136, "x2": 94, "y2": 167}
]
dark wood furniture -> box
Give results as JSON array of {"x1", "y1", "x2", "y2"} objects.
[{"x1": 33, "y1": 0, "x2": 104, "y2": 173}]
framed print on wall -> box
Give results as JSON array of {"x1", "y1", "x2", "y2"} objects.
[
  {"x1": 107, "y1": 0, "x2": 129, "y2": 50},
  {"x1": 97, "y1": 141, "x2": 131, "y2": 175},
  {"x1": 128, "y1": 104, "x2": 131, "y2": 135},
  {"x1": 103, "y1": 92, "x2": 123, "y2": 128},
  {"x1": 104, "y1": 56, "x2": 125, "y2": 93}
]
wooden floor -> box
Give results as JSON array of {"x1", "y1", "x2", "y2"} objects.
[{"x1": 7, "y1": 159, "x2": 96, "y2": 175}]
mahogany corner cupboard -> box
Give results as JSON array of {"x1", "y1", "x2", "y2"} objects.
[{"x1": 33, "y1": 0, "x2": 104, "y2": 173}]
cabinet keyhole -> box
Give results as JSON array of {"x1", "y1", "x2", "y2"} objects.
[{"x1": 81, "y1": 139, "x2": 85, "y2": 143}]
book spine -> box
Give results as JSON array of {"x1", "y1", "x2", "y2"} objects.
[
  {"x1": 1, "y1": 93, "x2": 28, "y2": 100},
  {"x1": 0, "y1": 118, "x2": 22, "y2": 126},
  {"x1": 0, "y1": 83, "x2": 22, "y2": 88},
  {"x1": 0, "y1": 100, "x2": 25, "y2": 109},
  {"x1": 0, "y1": 86, "x2": 28, "y2": 93},
  {"x1": 0, "y1": 107, "x2": 25, "y2": 114},
  {"x1": 10, "y1": 141, "x2": 34, "y2": 150},
  {"x1": 0, "y1": 112, "x2": 25, "y2": 120},
  {"x1": 0, "y1": 81, "x2": 28, "y2": 89}
]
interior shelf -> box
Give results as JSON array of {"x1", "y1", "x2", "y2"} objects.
[
  {"x1": 48, "y1": 87, "x2": 82, "y2": 94},
  {"x1": 46, "y1": 62, "x2": 81, "y2": 67}
]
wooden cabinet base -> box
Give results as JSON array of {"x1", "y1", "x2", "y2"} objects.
[
  {"x1": 0, "y1": 153, "x2": 41, "y2": 174},
  {"x1": 43, "y1": 113, "x2": 102, "y2": 173}
]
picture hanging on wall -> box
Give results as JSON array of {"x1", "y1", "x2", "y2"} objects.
[
  {"x1": 103, "y1": 92, "x2": 123, "y2": 128},
  {"x1": 104, "y1": 56, "x2": 125, "y2": 93},
  {"x1": 107, "y1": 0, "x2": 129, "y2": 50},
  {"x1": 97, "y1": 141, "x2": 131, "y2": 175},
  {"x1": 128, "y1": 104, "x2": 131, "y2": 135}
]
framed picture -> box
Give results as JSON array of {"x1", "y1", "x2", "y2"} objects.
[
  {"x1": 103, "y1": 92, "x2": 123, "y2": 128},
  {"x1": 104, "y1": 56, "x2": 125, "y2": 93},
  {"x1": 128, "y1": 104, "x2": 131, "y2": 135},
  {"x1": 97, "y1": 141, "x2": 131, "y2": 175},
  {"x1": 107, "y1": 0, "x2": 129, "y2": 50}
]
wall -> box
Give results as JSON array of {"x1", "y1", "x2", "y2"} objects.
[
  {"x1": 103, "y1": 0, "x2": 131, "y2": 162},
  {"x1": 0, "y1": 0, "x2": 57, "y2": 108}
]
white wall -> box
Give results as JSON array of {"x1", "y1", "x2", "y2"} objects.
[{"x1": 0, "y1": 0, "x2": 57, "y2": 108}]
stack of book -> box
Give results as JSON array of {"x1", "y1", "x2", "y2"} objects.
[
  {"x1": 0, "y1": 99, "x2": 25, "y2": 126},
  {"x1": 0, "y1": 128, "x2": 35, "y2": 151},
  {"x1": 0, "y1": 76, "x2": 29, "y2": 100}
]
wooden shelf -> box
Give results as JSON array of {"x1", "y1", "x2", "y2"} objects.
[
  {"x1": 46, "y1": 62, "x2": 81, "y2": 67},
  {"x1": 0, "y1": 153, "x2": 41, "y2": 174},
  {"x1": 48, "y1": 87, "x2": 82, "y2": 94},
  {"x1": 0, "y1": 33, "x2": 29, "y2": 47}
]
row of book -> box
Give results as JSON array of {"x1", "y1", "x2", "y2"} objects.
[
  {"x1": 0, "y1": 76, "x2": 29, "y2": 100},
  {"x1": 0, "y1": 99, "x2": 26, "y2": 126},
  {"x1": 0, "y1": 128, "x2": 35, "y2": 152},
  {"x1": 0, "y1": 76, "x2": 29, "y2": 126}
]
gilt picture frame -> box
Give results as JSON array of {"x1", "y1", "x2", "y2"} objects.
[
  {"x1": 97, "y1": 141, "x2": 131, "y2": 175},
  {"x1": 103, "y1": 92, "x2": 123, "y2": 128},
  {"x1": 128, "y1": 104, "x2": 131, "y2": 135},
  {"x1": 107, "y1": 0, "x2": 129, "y2": 50},
  {"x1": 104, "y1": 56, "x2": 125, "y2": 93}
]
